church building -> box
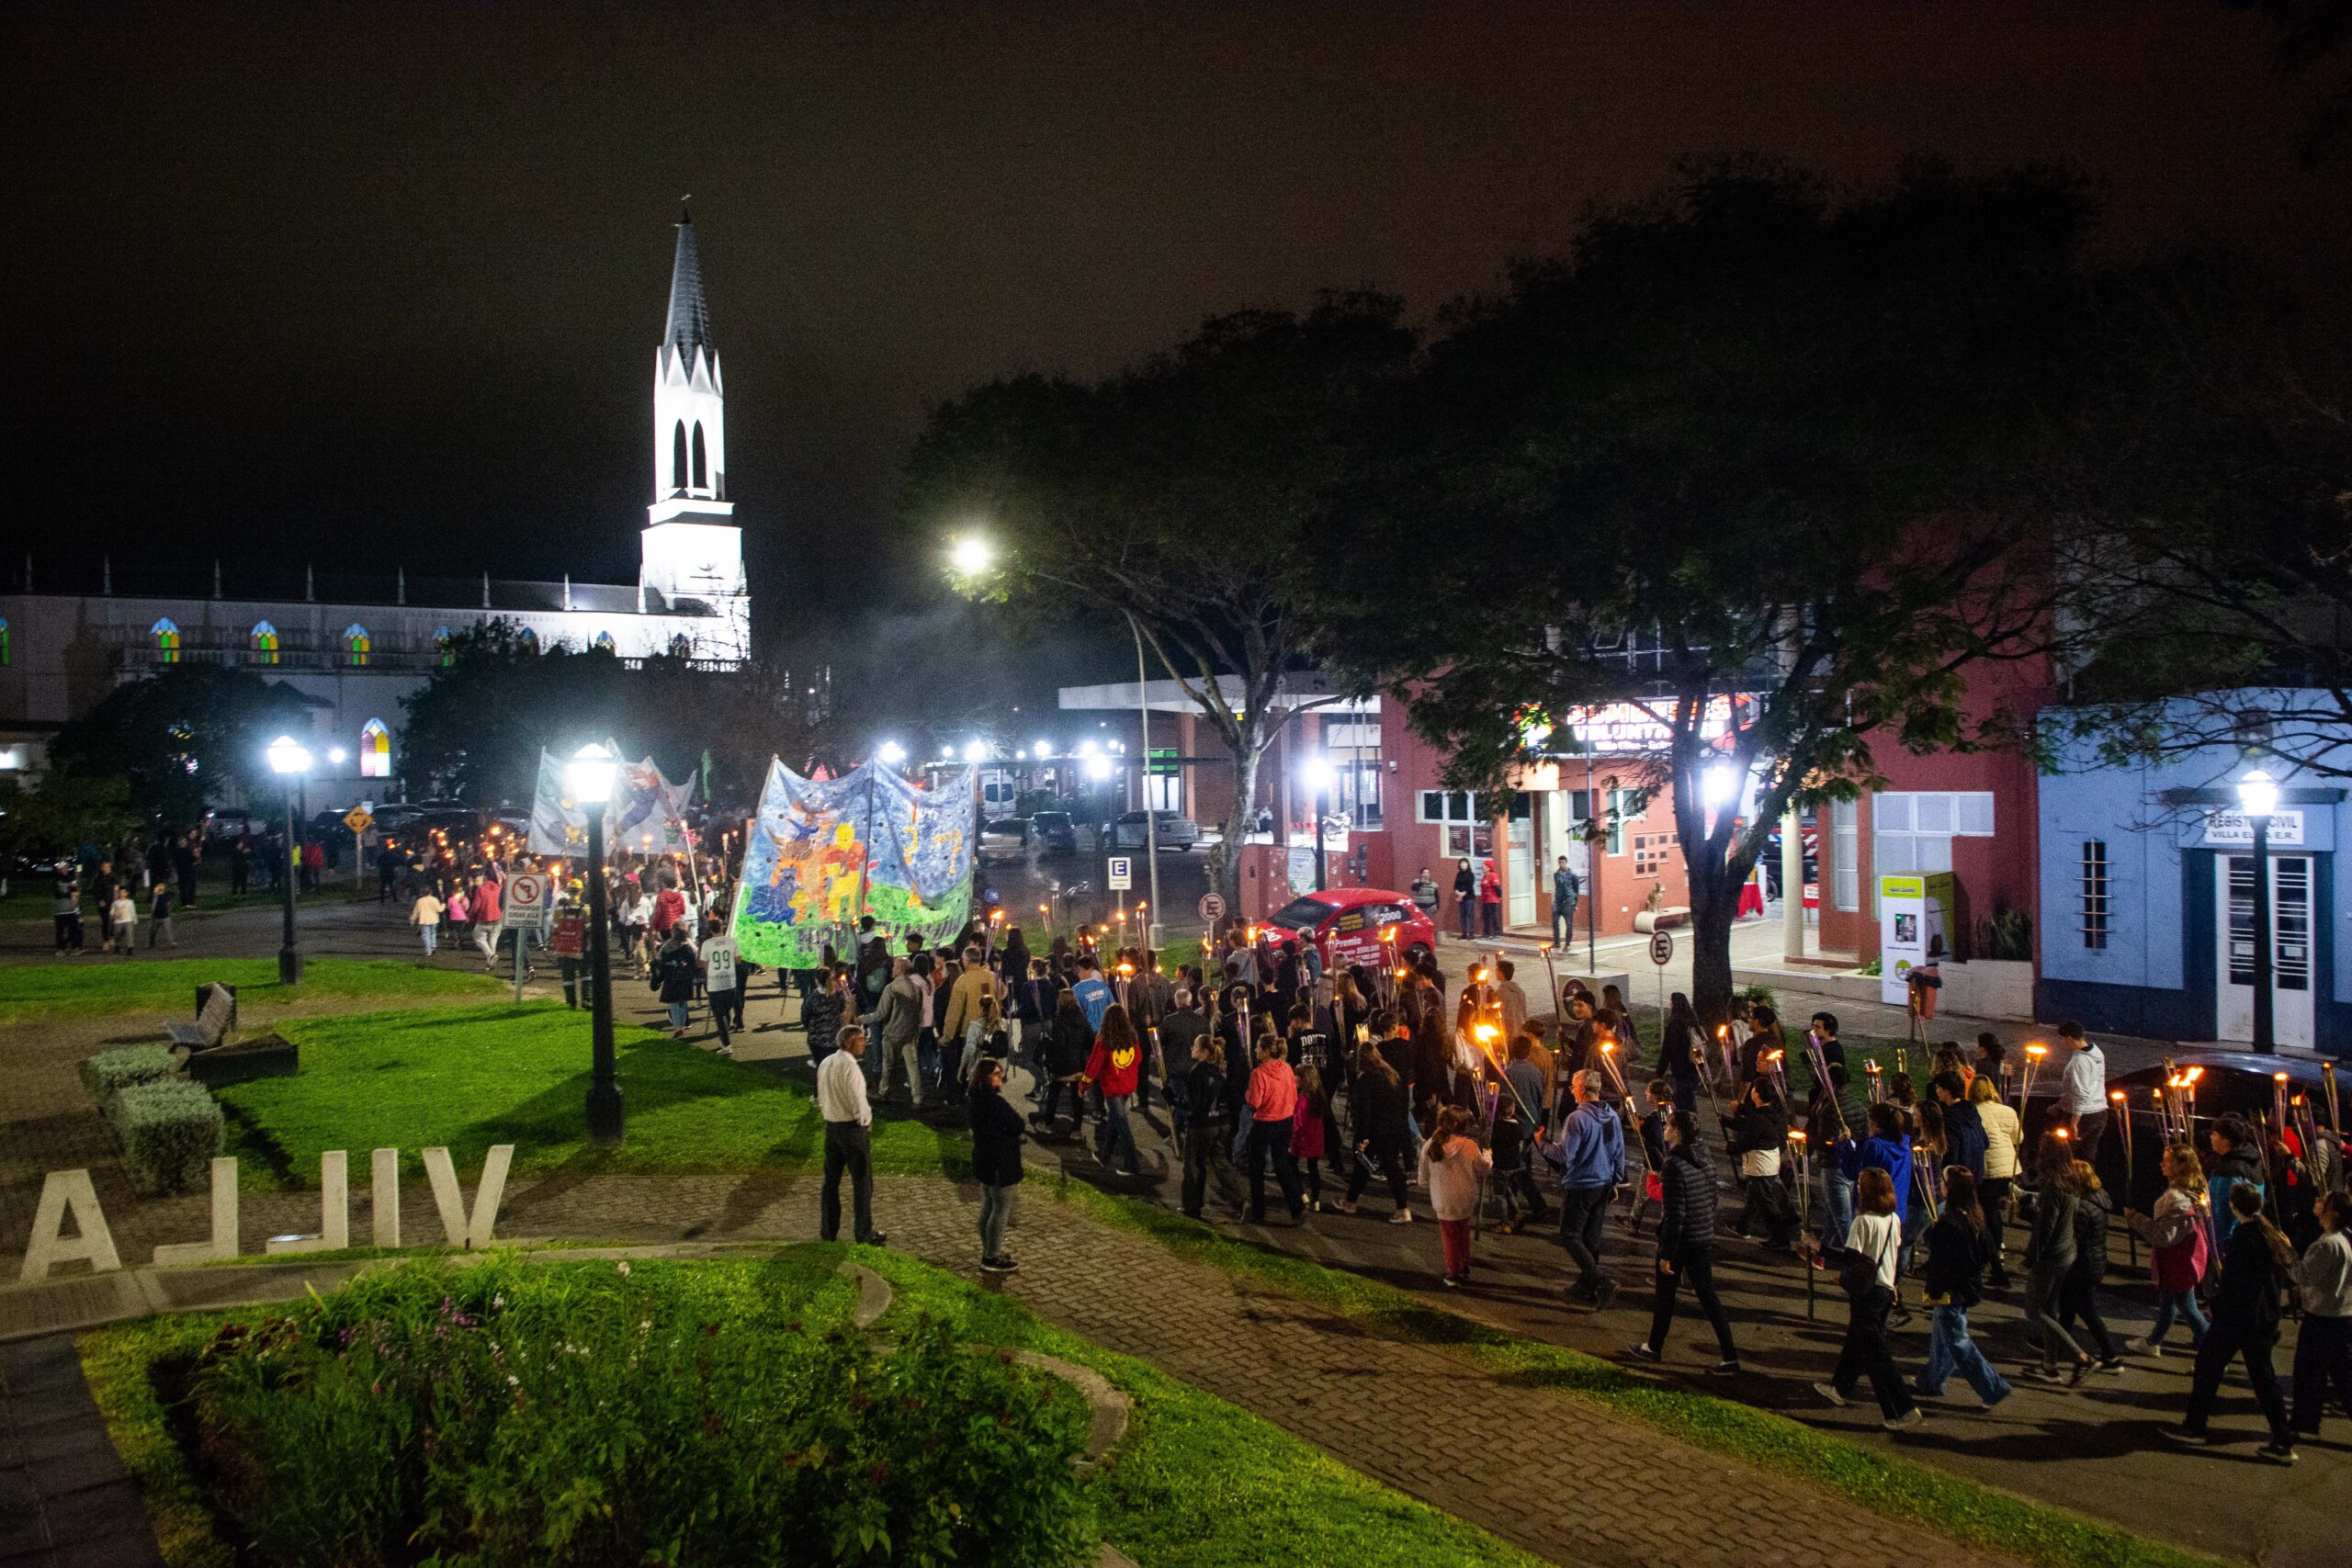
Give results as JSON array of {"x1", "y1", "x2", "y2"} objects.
[{"x1": 0, "y1": 210, "x2": 752, "y2": 795}]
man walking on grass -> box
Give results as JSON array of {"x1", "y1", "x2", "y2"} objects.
[{"x1": 817, "y1": 1025, "x2": 886, "y2": 1247}]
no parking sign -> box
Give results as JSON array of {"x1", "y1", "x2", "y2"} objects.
[{"x1": 503, "y1": 873, "x2": 551, "y2": 929}]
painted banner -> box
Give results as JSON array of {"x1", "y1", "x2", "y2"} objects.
[
  {"x1": 731, "y1": 761, "x2": 977, "y2": 969},
  {"x1": 526, "y1": 745, "x2": 696, "y2": 858}
]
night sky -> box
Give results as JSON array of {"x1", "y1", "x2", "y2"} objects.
[{"x1": 4, "y1": 2, "x2": 2345, "y2": 638}]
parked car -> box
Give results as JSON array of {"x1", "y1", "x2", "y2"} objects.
[
  {"x1": 1257, "y1": 887, "x2": 1437, "y2": 972},
  {"x1": 978, "y1": 817, "x2": 1031, "y2": 863},
  {"x1": 2086, "y1": 1052, "x2": 2338, "y2": 1215},
  {"x1": 201, "y1": 811, "x2": 266, "y2": 844},
  {"x1": 1031, "y1": 810, "x2": 1079, "y2": 855},
  {"x1": 1111, "y1": 809, "x2": 1200, "y2": 852}
]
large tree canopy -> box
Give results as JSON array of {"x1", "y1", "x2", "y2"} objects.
[
  {"x1": 900, "y1": 296, "x2": 1418, "y2": 905},
  {"x1": 48, "y1": 663, "x2": 315, "y2": 828},
  {"x1": 1304, "y1": 161, "x2": 2098, "y2": 1023}
]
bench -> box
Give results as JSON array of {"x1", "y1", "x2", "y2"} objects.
[
  {"x1": 165, "y1": 983, "x2": 237, "y2": 1052},
  {"x1": 1632, "y1": 907, "x2": 1690, "y2": 934}
]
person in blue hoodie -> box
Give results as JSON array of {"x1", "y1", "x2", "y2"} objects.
[
  {"x1": 1849, "y1": 1102, "x2": 1914, "y2": 1227},
  {"x1": 1541, "y1": 1068, "x2": 1627, "y2": 1309}
]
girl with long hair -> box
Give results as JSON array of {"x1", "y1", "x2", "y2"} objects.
[
  {"x1": 1815, "y1": 1167, "x2": 1921, "y2": 1428},
  {"x1": 2127, "y1": 1142, "x2": 2211, "y2": 1356},
  {"x1": 1418, "y1": 1104, "x2": 1491, "y2": 1287},
  {"x1": 2020, "y1": 1134, "x2": 2095, "y2": 1384},
  {"x1": 1660, "y1": 991, "x2": 1702, "y2": 1111},
  {"x1": 1914, "y1": 1166, "x2": 2010, "y2": 1409},
  {"x1": 2165, "y1": 1181, "x2": 2301, "y2": 1462}
]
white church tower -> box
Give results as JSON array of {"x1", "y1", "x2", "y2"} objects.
[{"x1": 640, "y1": 205, "x2": 750, "y2": 660}]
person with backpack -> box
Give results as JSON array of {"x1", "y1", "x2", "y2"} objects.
[
  {"x1": 2164, "y1": 1181, "x2": 2301, "y2": 1464},
  {"x1": 1629, "y1": 1110, "x2": 1741, "y2": 1375},
  {"x1": 1914, "y1": 1165, "x2": 2011, "y2": 1409},
  {"x1": 2127, "y1": 1142, "x2": 2212, "y2": 1357}
]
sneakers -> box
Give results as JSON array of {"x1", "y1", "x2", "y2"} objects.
[
  {"x1": 1387, "y1": 1208, "x2": 1414, "y2": 1224},
  {"x1": 1812, "y1": 1381, "x2": 1848, "y2": 1407},
  {"x1": 1592, "y1": 1278, "x2": 1618, "y2": 1310},
  {"x1": 2256, "y1": 1441, "x2": 2300, "y2": 1466},
  {"x1": 979, "y1": 1256, "x2": 1015, "y2": 1274},
  {"x1": 1883, "y1": 1407, "x2": 1926, "y2": 1432},
  {"x1": 1626, "y1": 1342, "x2": 1663, "y2": 1363},
  {"x1": 2097, "y1": 1357, "x2": 2125, "y2": 1375},
  {"x1": 2019, "y1": 1364, "x2": 2065, "y2": 1384},
  {"x1": 2068, "y1": 1359, "x2": 2092, "y2": 1388},
  {"x1": 2160, "y1": 1426, "x2": 2215, "y2": 1447},
  {"x1": 1442, "y1": 1273, "x2": 1463, "y2": 1289},
  {"x1": 2125, "y1": 1337, "x2": 2163, "y2": 1359},
  {"x1": 1705, "y1": 1359, "x2": 1742, "y2": 1378},
  {"x1": 1329, "y1": 1198, "x2": 1359, "y2": 1215}
]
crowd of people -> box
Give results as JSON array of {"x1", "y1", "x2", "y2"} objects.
[{"x1": 786, "y1": 919, "x2": 2352, "y2": 1463}]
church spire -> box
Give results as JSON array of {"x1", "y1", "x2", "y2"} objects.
[{"x1": 663, "y1": 202, "x2": 712, "y2": 361}]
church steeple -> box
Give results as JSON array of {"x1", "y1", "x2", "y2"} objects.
[
  {"x1": 662, "y1": 203, "x2": 712, "y2": 362},
  {"x1": 642, "y1": 205, "x2": 747, "y2": 662}
]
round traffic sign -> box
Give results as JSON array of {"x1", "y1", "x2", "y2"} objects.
[
  {"x1": 1197, "y1": 892, "x2": 1227, "y2": 921},
  {"x1": 1648, "y1": 930, "x2": 1675, "y2": 966}
]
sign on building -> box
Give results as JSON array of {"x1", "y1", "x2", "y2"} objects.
[
  {"x1": 1877, "y1": 872, "x2": 1955, "y2": 1007},
  {"x1": 2200, "y1": 809, "x2": 2304, "y2": 847}
]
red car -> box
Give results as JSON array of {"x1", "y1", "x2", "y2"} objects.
[{"x1": 1256, "y1": 887, "x2": 1438, "y2": 973}]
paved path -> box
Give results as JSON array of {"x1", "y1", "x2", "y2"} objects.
[{"x1": 0, "y1": 1335, "x2": 163, "y2": 1568}]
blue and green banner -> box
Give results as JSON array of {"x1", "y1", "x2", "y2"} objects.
[
  {"x1": 526, "y1": 745, "x2": 695, "y2": 858},
  {"x1": 731, "y1": 760, "x2": 977, "y2": 969}
]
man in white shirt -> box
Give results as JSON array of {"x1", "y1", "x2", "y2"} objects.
[
  {"x1": 2056, "y1": 1021, "x2": 2108, "y2": 1159},
  {"x1": 817, "y1": 1025, "x2": 885, "y2": 1246}
]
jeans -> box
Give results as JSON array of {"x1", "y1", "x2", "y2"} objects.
[
  {"x1": 1559, "y1": 1186, "x2": 1612, "y2": 1293},
  {"x1": 420, "y1": 924, "x2": 437, "y2": 956},
  {"x1": 1480, "y1": 901, "x2": 1501, "y2": 937},
  {"x1": 1552, "y1": 904, "x2": 1577, "y2": 944},
  {"x1": 1832, "y1": 1281, "x2": 1917, "y2": 1420},
  {"x1": 1097, "y1": 1093, "x2": 1140, "y2": 1173},
  {"x1": 1248, "y1": 1116, "x2": 1304, "y2": 1221},
  {"x1": 2024, "y1": 1263, "x2": 2083, "y2": 1367},
  {"x1": 820, "y1": 1122, "x2": 877, "y2": 1243},
  {"x1": 978, "y1": 1182, "x2": 1015, "y2": 1259},
  {"x1": 1918, "y1": 1303, "x2": 2010, "y2": 1404},
  {"x1": 1182, "y1": 1119, "x2": 1238, "y2": 1216},
  {"x1": 1980, "y1": 1177, "x2": 2014, "y2": 1283},
  {"x1": 1737, "y1": 1175, "x2": 1798, "y2": 1247},
  {"x1": 1456, "y1": 897, "x2": 1476, "y2": 939},
  {"x1": 1346, "y1": 1141, "x2": 1410, "y2": 1209},
  {"x1": 2056, "y1": 1268, "x2": 2119, "y2": 1359},
  {"x1": 2184, "y1": 1325, "x2": 2291, "y2": 1445},
  {"x1": 2146, "y1": 1289, "x2": 2209, "y2": 1348},
  {"x1": 1818, "y1": 1168, "x2": 1856, "y2": 1254},
  {"x1": 667, "y1": 1000, "x2": 690, "y2": 1030},
  {"x1": 1647, "y1": 1249, "x2": 1737, "y2": 1361},
  {"x1": 1039, "y1": 1076, "x2": 1081, "y2": 1127},
  {"x1": 2291, "y1": 1314, "x2": 2352, "y2": 1434}
]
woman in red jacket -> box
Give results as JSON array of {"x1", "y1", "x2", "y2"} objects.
[
  {"x1": 1478, "y1": 859, "x2": 1503, "y2": 938},
  {"x1": 1083, "y1": 1003, "x2": 1145, "y2": 1175}
]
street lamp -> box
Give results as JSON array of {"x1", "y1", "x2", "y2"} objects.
[
  {"x1": 1034, "y1": 739, "x2": 1055, "y2": 759},
  {"x1": 963, "y1": 739, "x2": 988, "y2": 764},
  {"x1": 1702, "y1": 762, "x2": 1739, "y2": 814},
  {"x1": 571, "y1": 741, "x2": 624, "y2": 1145},
  {"x1": 265, "y1": 735, "x2": 311, "y2": 984},
  {"x1": 949, "y1": 535, "x2": 996, "y2": 577},
  {"x1": 876, "y1": 739, "x2": 908, "y2": 767},
  {"x1": 2237, "y1": 769, "x2": 2278, "y2": 1051},
  {"x1": 1304, "y1": 755, "x2": 1336, "y2": 892}
]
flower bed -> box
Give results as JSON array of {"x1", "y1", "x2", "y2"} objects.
[{"x1": 153, "y1": 1255, "x2": 1093, "y2": 1566}]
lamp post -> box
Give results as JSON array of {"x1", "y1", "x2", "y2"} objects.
[
  {"x1": 265, "y1": 735, "x2": 311, "y2": 984},
  {"x1": 2237, "y1": 769, "x2": 2278, "y2": 1052},
  {"x1": 1305, "y1": 755, "x2": 1334, "y2": 892},
  {"x1": 571, "y1": 742, "x2": 624, "y2": 1146},
  {"x1": 1124, "y1": 610, "x2": 1164, "y2": 948}
]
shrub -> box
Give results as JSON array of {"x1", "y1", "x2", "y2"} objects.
[
  {"x1": 80, "y1": 1044, "x2": 179, "y2": 1105},
  {"x1": 187, "y1": 1257, "x2": 1094, "y2": 1567},
  {"x1": 107, "y1": 1080, "x2": 223, "y2": 1195}
]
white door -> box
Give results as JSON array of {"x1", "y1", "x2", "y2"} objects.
[
  {"x1": 2216, "y1": 853, "x2": 2315, "y2": 1050},
  {"x1": 1506, "y1": 800, "x2": 1536, "y2": 928}
]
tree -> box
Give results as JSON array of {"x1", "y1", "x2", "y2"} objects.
[
  {"x1": 1305, "y1": 162, "x2": 2095, "y2": 1025},
  {"x1": 900, "y1": 297, "x2": 1418, "y2": 907},
  {"x1": 0, "y1": 769, "x2": 140, "y2": 869},
  {"x1": 48, "y1": 663, "x2": 314, "y2": 827}
]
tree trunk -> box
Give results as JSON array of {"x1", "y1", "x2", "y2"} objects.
[
  {"x1": 1209, "y1": 725, "x2": 1263, "y2": 920},
  {"x1": 1687, "y1": 874, "x2": 1741, "y2": 1036}
]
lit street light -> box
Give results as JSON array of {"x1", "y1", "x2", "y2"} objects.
[
  {"x1": 1304, "y1": 754, "x2": 1335, "y2": 891},
  {"x1": 1034, "y1": 739, "x2": 1055, "y2": 759},
  {"x1": 963, "y1": 739, "x2": 988, "y2": 763},
  {"x1": 2237, "y1": 768, "x2": 2278, "y2": 1051},
  {"x1": 1086, "y1": 753, "x2": 1113, "y2": 782},
  {"x1": 876, "y1": 739, "x2": 908, "y2": 766},
  {"x1": 570, "y1": 741, "x2": 624, "y2": 1145},
  {"x1": 265, "y1": 735, "x2": 311, "y2": 984},
  {"x1": 949, "y1": 535, "x2": 996, "y2": 576}
]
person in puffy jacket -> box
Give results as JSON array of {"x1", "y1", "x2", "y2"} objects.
[
  {"x1": 1913, "y1": 1165, "x2": 2010, "y2": 1408},
  {"x1": 1036, "y1": 989, "x2": 1093, "y2": 1135},
  {"x1": 653, "y1": 927, "x2": 697, "y2": 1036},
  {"x1": 968, "y1": 1056, "x2": 1025, "y2": 1273},
  {"x1": 1628, "y1": 1111, "x2": 1739, "y2": 1374},
  {"x1": 1335, "y1": 1038, "x2": 1415, "y2": 1221},
  {"x1": 2164, "y1": 1181, "x2": 2300, "y2": 1464},
  {"x1": 2055, "y1": 1160, "x2": 2123, "y2": 1369},
  {"x1": 2020, "y1": 1134, "x2": 2094, "y2": 1385}
]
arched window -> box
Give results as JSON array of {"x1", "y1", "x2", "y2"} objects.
[
  {"x1": 670, "y1": 633, "x2": 693, "y2": 659},
  {"x1": 359, "y1": 719, "x2": 390, "y2": 779},
  {"x1": 518, "y1": 626, "x2": 539, "y2": 654},
  {"x1": 250, "y1": 620, "x2": 279, "y2": 665},
  {"x1": 672, "y1": 422, "x2": 688, "y2": 494},
  {"x1": 593, "y1": 630, "x2": 616, "y2": 653},
  {"x1": 691, "y1": 423, "x2": 708, "y2": 491},
  {"x1": 434, "y1": 626, "x2": 454, "y2": 668},
  {"x1": 345, "y1": 623, "x2": 370, "y2": 667},
  {"x1": 0, "y1": 617, "x2": 10, "y2": 667},
  {"x1": 151, "y1": 618, "x2": 181, "y2": 664}
]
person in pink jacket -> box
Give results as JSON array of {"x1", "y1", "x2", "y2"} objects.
[{"x1": 1419, "y1": 1104, "x2": 1493, "y2": 1288}]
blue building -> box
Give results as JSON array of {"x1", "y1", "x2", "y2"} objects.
[{"x1": 2038, "y1": 696, "x2": 2349, "y2": 1058}]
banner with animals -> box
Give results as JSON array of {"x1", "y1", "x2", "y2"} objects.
[
  {"x1": 526, "y1": 745, "x2": 696, "y2": 859},
  {"x1": 729, "y1": 760, "x2": 977, "y2": 969}
]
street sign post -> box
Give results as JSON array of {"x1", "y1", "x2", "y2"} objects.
[
  {"x1": 342, "y1": 806, "x2": 375, "y2": 837},
  {"x1": 1649, "y1": 928, "x2": 1674, "y2": 1018},
  {"x1": 1197, "y1": 892, "x2": 1225, "y2": 922},
  {"x1": 503, "y1": 873, "x2": 551, "y2": 1001},
  {"x1": 1106, "y1": 856, "x2": 1132, "y2": 918}
]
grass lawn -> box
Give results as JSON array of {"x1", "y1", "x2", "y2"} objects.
[
  {"x1": 78, "y1": 1245, "x2": 1542, "y2": 1568},
  {"x1": 220, "y1": 1001, "x2": 967, "y2": 1187},
  {"x1": 0, "y1": 957, "x2": 503, "y2": 1024}
]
